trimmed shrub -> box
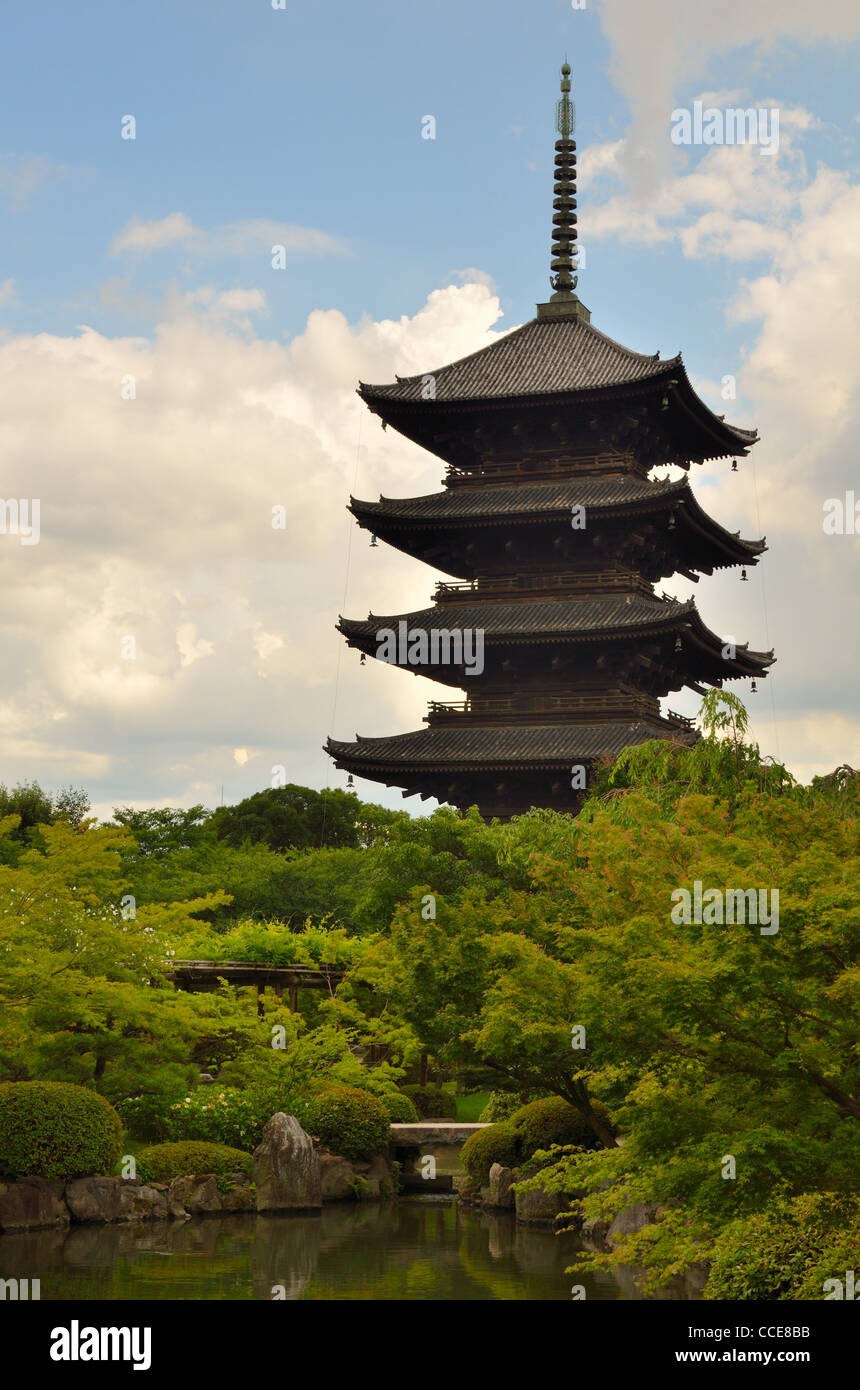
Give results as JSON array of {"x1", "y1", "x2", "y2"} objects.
[
  {"x1": 401, "y1": 1085, "x2": 458, "y2": 1120},
  {"x1": 378, "y1": 1090, "x2": 420, "y2": 1123},
  {"x1": 0, "y1": 1081, "x2": 123, "y2": 1180},
  {"x1": 511, "y1": 1096, "x2": 610, "y2": 1160},
  {"x1": 116, "y1": 1093, "x2": 178, "y2": 1143},
  {"x1": 136, "y1": 1141, "x2": 253, "y2": 1185},
  {"x1": 460, "y1": 1122, "x2": 520, "y2": 1186},
  {"x1": 305, "y1": 1085, "x2": 390, "y2": 1159},
  {"x1": 478, "y1": 1091, "x2": 524, "y2": 1123}
]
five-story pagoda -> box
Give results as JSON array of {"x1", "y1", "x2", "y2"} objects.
[{"x1": 326, "y1": 63, "x2": 774, "y2": 820}]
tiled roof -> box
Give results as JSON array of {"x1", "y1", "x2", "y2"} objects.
[
  {"x1": 340, "y1": 593, "x2": 694, "y2": 640},
  {"x1": 326, "y1": 720, "x2": 697, "y2": 768},
  {"x1": 352, "y1": 475, "x2": 685, "y2": 519},
  {"x1": 359, "y1": 315, "x2": 675, "y2": 403}
]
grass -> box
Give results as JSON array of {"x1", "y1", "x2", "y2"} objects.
[{"x1": 455, "y1": 1090, "x2": 491, "y2": 1122}]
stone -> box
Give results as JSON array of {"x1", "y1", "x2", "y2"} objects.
[
  {"x1": 514, "y1": 1183, "x2": 571, "y2": 1228},
  {"x1": 0, "y1": 1177, "x2": 69, "y2": 1230},
  {"x1": 581, "y1": 1214, "x2": 611, "y2": 1245},
  {"x1": 186, "y1": 1175, "x2": 222, "y2": 1215},
  {"x1": 606, "y1": 1200, "x2": 661, "y2": 1248},
  {"x1": 119, "y1": 1182, "x2": 169, "y2": 1222},
  {"x1": 65, "y1": 1176, "x2": 125, "y2": 1223},
  {"x1": 167, "y1": 1177, "x2": 193, "y2": 1218},
  {"x1": 319, "y1": 1150, "x2": 356, "y2": 1202},
  {"x1": 487, "y1": 1163, "x2": 515, "y2": 1209},
  {"x1": 219, "y1": 1174, "x2": 256, "y2": 1213},
  {"x1": 363, "y1": 1152, "x2": 394, "y2": 1200},
  {"x1": 253, "y1": 1113, "x2": 321, "y2": 1212}
]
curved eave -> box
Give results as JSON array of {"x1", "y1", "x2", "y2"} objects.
[
  {"x1": 358, "y1": 360, "x2": 757, "y2": 463},
  {"x1": 350, "y1": 482, "x2": 766, "y2": 570}
]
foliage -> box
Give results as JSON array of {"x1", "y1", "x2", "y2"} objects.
[
  {"x1": 377, "y1": 1090, "x2": 419, "y2": 1122},
  {"x1": 511, "y1": 1096, "x2": 608, "y2": 1160},
  {"x1": 478, "y1": 1091, "x2": 524, "y2": 1122},
  {"x1": 0, "y1": 1081, "x2": 122, "y2": 1179},
  {"x1": 400, "y1": 1086, "x2": 458, "y2": 1120},
  {"x1": 704, "y1": 1194, "x2": 860, "y2": 1300},
  {"x1": 136, "y1": 1141, "x2": 253, "y2": 1184},
  {"x1": 211, "y1": 784, "x2": 407, "y2": 852},
  {"x1": 304, "y1": 1085, "x2": 390, "y2": 1160},
  {"x1": 459, "y1": 1122, "x2": 520, "y2": 1186}
]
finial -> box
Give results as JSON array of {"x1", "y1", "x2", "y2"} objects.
[
  {"x1": 549, "y1": 63, "x2": 578, "y2": 301},
  {"x1": 537, "y1": 63, "x2": 590, "y2": 320}
]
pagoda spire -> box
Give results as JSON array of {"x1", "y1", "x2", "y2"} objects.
[{"x1": 538, "y1": 62, "x2": 590, "y2": 321}]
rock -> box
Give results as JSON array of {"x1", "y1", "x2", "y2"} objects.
[
  {"x1": 65, "y1": 1176, "x2": 125, "y2": 1223},
  {"x1": 363, "y1": 1153, "x2": 394, "y2": 1200},
  {"x1": 219, "y1": 1174, "x2": 256, "y2": 1213},
  {"x1": 487, "y1": 1163, "x2": 515, "y2": 1209},
  {"x1": 198, "y1": 1073, "x2": 216, "y2": 1085},
  {"x1": 319, "y1": 1150, "x2": 356, "y2": 1202},
  {"x1": 253, "y1": 1113, "x2": 321, "y2": 1212},
  {"x1": 119, "y1": 1182, "x2": 169, "y2": 1222},
  {"x1": 186, "y1": 1175, "x2": 222, "y2": 1215},
  {"x1": 581, "y1": 1214, "x2": 611, "y2": 1245},
  {"x1": 606, "y1": 1200, "x2": 661, "y2": 1248},
  {"x1": 0, "y1": 1177, "x2": 69, "y2": 1230},
  {"x1": 514, "y1": 1183, "x2": 571, "y2": 1228},
  {"x1": 167, "y1": 1177, "x2": 193, "y2": 1218}
]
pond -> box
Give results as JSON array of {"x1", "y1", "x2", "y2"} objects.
[{"x1": 0, "y1": 1198, "x2": 687, "y2": 1301}]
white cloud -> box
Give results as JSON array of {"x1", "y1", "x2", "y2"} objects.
[{"x1": 110, "y1": 212, "x2": 348, "y2": 259}]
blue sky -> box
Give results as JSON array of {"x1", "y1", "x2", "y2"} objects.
[{"x1": 0, "y1": 0, "x2": 858, "y2": 817}]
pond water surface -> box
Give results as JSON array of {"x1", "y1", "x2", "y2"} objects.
[{"x1": 0, "y1": 1198, "x2": 681, "y2": 1301}]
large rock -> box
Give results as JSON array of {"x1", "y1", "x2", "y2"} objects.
[
  {"x1": 254, "y1": 1113, "x2": 321, "y2": 1212},
  {"x1": 65, "y1": 1176, "x2": 125, "y2": 1223},
  {"x1": 487, "y1": 1163, "x2": 515, "y2": 1209},
  {"x1": 514, "y1": 1182, "x2": 571, "y2": 1228},
  {"x1": 0, "y1": 1177, "x2": 69, "y2": 1230},
  {"x1": 318, "y1": 1150, "x2": 355, "y2": 1202},
  {"x1": 361, "y1": 1153, "x2": 395, "y2": 1200},
  {"x1": 606, "y1": 1200, "x2": 662, "y2": 1248}
]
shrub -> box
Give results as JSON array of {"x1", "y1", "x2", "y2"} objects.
[
  {"x1": 164, "y1": 1084, "x2": 301, "y2": 1150},
  {"x1": 401, "y1": 1085, "x2": 458, "y2": 1120},
  {"x1": 0, "y1": 1081, "x2": 123, "y2": 1180},
  {"x1": 478, "y1": 1091, "x2": 524, "y2": 1123},
  {"x1": 305, "y1": 1085, "x2": 389, "y2": 1159},
  {"x1": 705, "y1": 1195, "x2": 860, "y2": 1301},
  {"x1": 460, "y1": 1122, "x2": 520, "y2": 1186},
  {"x1": 511, "y1": 1097, "x2": 609, "y2": 1161},
  {"x1": 378, "y1": 1090, "x2": 419, "y2": 1123},
  {"x1": 136, "y1": 1141, "x2": 253, "y2": 1185},
  {"x1": 116, "y1": 1093, "x2": 178, "y2": 1143}
]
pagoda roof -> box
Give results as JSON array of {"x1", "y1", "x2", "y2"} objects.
[
  {"x1": 326, "y1": 719, "x2": 697, "y2": 772},
  {"x1": 358, "y1": 313, "x2": 757, "y2": 462},
  {"x1": 361, "y1": 315, "x2": 672, "y2": 403},
  {"x1": 338, "y1": 593, "x2": 775, "y2": 685},
  {"x1": 349, "y1": 476, "x2": 766, "y2": 568}
]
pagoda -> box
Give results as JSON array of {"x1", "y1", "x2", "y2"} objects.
[{"x1": 326, "y1": 63, "x2": 774, "y2": 820}]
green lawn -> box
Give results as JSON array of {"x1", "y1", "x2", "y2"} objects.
[{"x1": 454, "y1": 1090, "x2": 490, "y2": 1122}]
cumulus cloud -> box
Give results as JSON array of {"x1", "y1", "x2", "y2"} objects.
[{"x1": 0, "y1": 280, "x2": 505, "y2": 818}]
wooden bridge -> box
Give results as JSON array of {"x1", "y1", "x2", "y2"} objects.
[{"x1": 170, "y1": 960, "x2": 345, "y2": 1016}]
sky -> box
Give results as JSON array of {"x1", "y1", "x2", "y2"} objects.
[{"x1": 0, "y1": 0, "x2": 858, "y2": 821}]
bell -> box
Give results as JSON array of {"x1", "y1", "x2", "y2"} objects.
[
  {"x1": 731, "y1": 460, "x2": 738, "y2": 472},
  {"x1": 751, "y1": 679, "x2": 757, "y2": 693},
  {"x1": 359, "y1": 652, "x2": 367, "y2": 665},
  {"x1": 370, "y1": 534, "x2": 378, "y2": 547},
  {"x1": 674, "y1": 636, "x2": 682, "y2": 652},
  {"x1": 346, "y1": 775, "x2": 354, "y2": 789},
  {"x1": 740, "y1": 568, "x2": 748, "y2": 582},
  {"x1": 667, "y1": 513, "x2": 676, "y2": 530}
]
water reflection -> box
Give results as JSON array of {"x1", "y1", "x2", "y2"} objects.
[{"x1": 0, "y1": 1199, "x2": 690, "y2": 1301}]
